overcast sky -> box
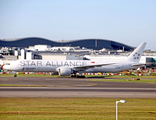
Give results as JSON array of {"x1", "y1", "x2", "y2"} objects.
[{"x1": 0, "y1": 0, "x2": 156, "y2": 50}]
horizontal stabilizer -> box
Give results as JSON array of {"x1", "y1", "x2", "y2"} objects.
[
  {"x1": 131, "y1": 64, "x2": 146, "y2": 67},
  {"x1": 131, "y1": 63, "x2": 153, "y2": 67}
]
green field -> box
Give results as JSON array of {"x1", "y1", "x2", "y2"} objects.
[
  {"x1": 0, "y1": 74, "x2": 156, "y2": 78},
  {"x1": 90, "y1": 78, "x2": 156, "y2": 84},
  {"x1": 0, "y1": 98, "x2": 156, "y2": 120},
  {"x1": 0, "y1": 74, "x2": 66, "y2": 77}
]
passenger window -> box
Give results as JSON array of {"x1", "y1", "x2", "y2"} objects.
[{"x1": 6, "y1": 63, "x2": 10, "y2": 65}]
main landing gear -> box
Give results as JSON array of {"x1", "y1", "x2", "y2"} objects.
[{"x1": 71, "y1": 74, "x2": 85, "y2": 78}]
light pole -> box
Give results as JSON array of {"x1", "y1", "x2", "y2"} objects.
[{"x1": 116, "y1": 100, "x2": 126, "y2": 120}]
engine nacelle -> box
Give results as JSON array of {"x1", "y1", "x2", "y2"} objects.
[{"x1": 56, "y1": 67, "x2": 72, "y2": 76}]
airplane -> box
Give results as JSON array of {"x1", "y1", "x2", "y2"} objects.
[{"x1": 2, "y1": 42, "x2": 146, "y2": 78}]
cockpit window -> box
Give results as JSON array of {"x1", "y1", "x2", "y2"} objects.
[{"x1": 6, "y1": 63, "x2": 10, "y2": 65}]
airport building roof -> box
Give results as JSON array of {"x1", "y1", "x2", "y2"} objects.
[{"x1": 0, "y1": 37, "x2": 134, "y2": 51}]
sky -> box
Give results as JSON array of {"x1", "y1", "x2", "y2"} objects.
[{"x1": 0, "y1": 0, "x2": 156, "y2": 50}]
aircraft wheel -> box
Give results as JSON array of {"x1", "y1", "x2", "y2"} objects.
[
  {"x1": 82, "y1": 76, "x2": 85, "y2": 78},
  {"x1": 76, "y1": 75, "x2": 85, "y2": 78},
  {"x1": 14, "y1": 74, "x2": 17, "y2": 77},
  {"x1": 80, "y1": 76, "x2": 85, "y2": 78},
  {"x1": 76, "y1": 75, "x2": 80, "y2": 78}
]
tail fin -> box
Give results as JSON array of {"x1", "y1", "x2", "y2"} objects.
[{"x1": 126, "y1": 42, "x2": 146, "y2": 62}]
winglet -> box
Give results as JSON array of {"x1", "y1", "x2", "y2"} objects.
[{"x1": 126, "y1": 42, "x2": 146, "y2": 62}]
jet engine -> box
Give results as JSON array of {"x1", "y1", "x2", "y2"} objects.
[{"x1": 57, "y1": 67, "x2": 73, "y2": 76}]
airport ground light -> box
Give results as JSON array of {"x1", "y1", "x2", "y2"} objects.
[{"x1": 116, "y1": 100, "x2": 126, "y2": 120}]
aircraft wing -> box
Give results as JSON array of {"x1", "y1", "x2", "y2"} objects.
[{"x1": 73, "y1": 63, "x2": 115, "y2": 70}]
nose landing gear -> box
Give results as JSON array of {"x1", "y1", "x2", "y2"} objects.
[{"x1": 14, "y1": 73, "x2": 17, "y2": 77}]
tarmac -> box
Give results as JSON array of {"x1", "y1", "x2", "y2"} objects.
[{"x1": 0, "y1": 77, "x2": 156, "y2": 98}]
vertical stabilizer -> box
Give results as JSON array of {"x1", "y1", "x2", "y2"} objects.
[{"x1": 126, "y1": 42, "x2": 146, "y2": 62}]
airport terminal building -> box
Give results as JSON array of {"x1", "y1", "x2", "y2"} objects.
[
  {"x1": 0, "y1": 37, "x2": 156, "y2": 69},
  {"x1": 0, "y1": 37, "x2": 134, "y2": 51}
]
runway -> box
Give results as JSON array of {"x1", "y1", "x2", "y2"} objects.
[
  {"x1": 0, "y1": 77, "x2": 156, "y2": 98},
  {"x1": 1, "y1": 87, "x2": 156, "y2": 98}
]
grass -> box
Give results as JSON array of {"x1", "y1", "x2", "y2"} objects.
[
  {"x1": 0, "y1": 98, "x2": 156, "y2": 120},
  {"x1": 0, "y1": 74, "x2": 156, "y2": 78},
  {"x1": 0, "y1": 74, "x2": 66, "y2": 77},
  {"x1": 87, "y1": 75, "x2": 156, "y2": 83},
  {"x1": 85, "y1": 75, "x2": 156, "y2": 78},
  {"x1": 90, "y1": 79, "x2": 156, "y2": 83}
]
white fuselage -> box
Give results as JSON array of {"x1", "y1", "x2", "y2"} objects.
[{"x1": 3, "y1": 59, "x2": 137, "y2": 73}]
